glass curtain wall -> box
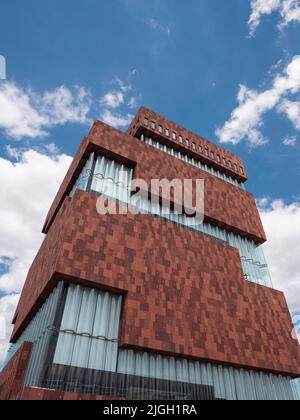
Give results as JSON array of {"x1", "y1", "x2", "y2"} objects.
[
  {"x1": 24, "y1": 284, "x2": 122, "y2": 390},
  {"x1": 140, "y1": 135, "x2": 243, "y2": 188},
  {"x1": 2, "y1": 283, "x2": 64, "y2": 368},
  {"x1": 70, "y1": 153, "x2": 95, "y2": 197},
  {"x1": 117, "y1": 349, "x2": 295, "y2": 401},
  {"x1": 91, "y1": 155, "x2": 133, "y2": 203},
  {"x1": 52, "y1": 284, "x2": 122, "y2": 372},
  {"x1": 292, "y1": 379, "x2": 300, "y2": 400}
]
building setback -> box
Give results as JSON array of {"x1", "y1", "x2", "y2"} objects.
[{"x1": 0, "y1": 107, "x2": 299, "y2": 400}]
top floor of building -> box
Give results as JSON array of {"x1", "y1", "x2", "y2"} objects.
[
  {"x1": 128, "y1": 107, "x2": 247, "y2": 184},
  {"x1": 41, "y1": 107, "x2": 265, "y2": 244}
]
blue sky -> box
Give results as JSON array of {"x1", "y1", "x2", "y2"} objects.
[
  {"x1": 0, "y1": 0, "x2": 300, "y2": 198},
  {"x1": 0, "y1": 0, "x2": 300, "y2": 360}
]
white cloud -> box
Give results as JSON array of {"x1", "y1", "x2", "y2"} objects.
[
  {"x1": 5, "y1": 143, "x2": 61, "y2": 161},
  {"x1": 99, "y1": 74, "x2": 139, "y2": 129},
  {"x1": 0, "y1": 294, "x2": 20, "y2": 365},
  {"x1": 148, "y1": 18, "x2": 171, "y2": 37},
  {"x1": 249, "y1": 0, "x2": 300, "y2": 36},
  {"x1": 216, "y1": 55, "x2": 300, "y2": 146},
  {"x1": 0, "y1": 82, "x2": 46, "y2": 139},
  {"x1": 100, "y1": 110, "x2": 134, "y2": 129},
  {"x1": 256, "y1": 197, "x2": 271, "y2": 208},
  {"x1": 0, "y1": 148, "x2": 71, "y2": 363},
  {"x1": 282, "y1": 135, "x2": 297, "y2": 146},
  {"x1": 217, "y1": 86, "x2": 278, "y2": 146},
  {"x1": 5, "y1": 145, "x2": 22, "y2": 160},
  {"x1": 259, "y1": 199, "x2": 300, "y2": 312},
  {"x1": 0, "y1": 82, "x2": 92, "y2": 140},
  {"x1": 128, "y1": 96, "x2": 138, "y2": 109},
  {"x1": 100, "y1": 92, "x2": 124, "y2": 109},
  {"x1": 38, "y1": 86, "x2": 91, "y2": 126},
  {"x1": 248, "y1": 0, "x2": 281, "y2": 36},
  {"x1": 278, "y1": 99, "x2": 300, "y2": 129},
  {"x1": 44, "y1": 143, "x2": 60, "y2": 156},
  {"x1": 114, "y1": 77, "x2": 132, "y2": 93},
  {"x1": 0, "y1": 149, "x2": 72, "y2": 294}
]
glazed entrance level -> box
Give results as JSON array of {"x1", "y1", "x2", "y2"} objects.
[
  {"x1": 42, "y1": 365, "x2": 216, "y2": 401},
  {"x1": 5, "y1": 283, "x2": 297, "y2": 400}
]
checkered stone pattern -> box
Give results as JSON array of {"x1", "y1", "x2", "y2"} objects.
[
  {"x1": 11, "y1": 191, "x2": 300, "y2": 377},
  {"x1": 0, "y1": 342, "x2": 32, "y2": 400},
  {"x1": 43, "y1": 120, "x2": 266, "y2": 244}
]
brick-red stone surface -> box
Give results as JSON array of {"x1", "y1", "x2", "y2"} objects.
[
  {"x1": 128, "y1": 107, "x2": 247, "y2": 182},
  {"x1": 0, "y1": 342, "x2": 32, "y2": 400},
  {"x1": 11, "y1": 192, "x2": 300, "y2": 377},
  {"x1": 43, "y1": 121, "x2": 266, "y2": 243}
]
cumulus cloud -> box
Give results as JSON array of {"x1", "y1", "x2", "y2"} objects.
[
  {"x1": 100, "y1": 92, "x2": 124, "y2": 109},
  {"x1": 216, "y1": 55, "x2": 300, "y2": 146},
  {"x1": 99, "y1": 73, "x2": 139, "y2": 129},
  {"x1": 249, "y1": 0, "x2": 300, "y2": 36},
  {"x1": 44, "y1": 143, "x2": 60, "y2": 156},
  {"x1": 5, "y1": 143, "x2": 60, "y2": 161},
  {"x1": 101, "y1": 109, "x2": 134, "y2": 128},
  {"x1": 259, "y1": 199, "x2": 300, "y2": 312},
  {"x1": 0, "y1": 82, "x2": 92, "y2": 140},
  {"x1": 38, "y1": 86, "x2": 91, "y2": 125},
  {"x1": 249, "y1": 0, "x2": 281, "y2": 36},
  {"x1": 0, "y1": 149, "x2": 72, "y2": 294},
  {"x1": 128, "y1": 96, "x2": 138, "y2": 109},
  {"x1": 278, "y1": 99, "x2": 300, "y2": 129}
]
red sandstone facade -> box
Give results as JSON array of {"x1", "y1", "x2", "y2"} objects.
[{"x1": 1, "y1": 107, "x2": 299, "y2": 400}]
